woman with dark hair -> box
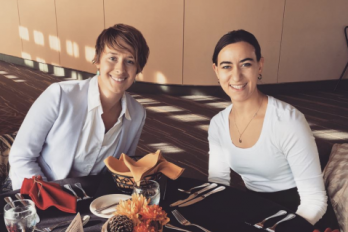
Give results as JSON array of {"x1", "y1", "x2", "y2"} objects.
[
  {"x1": 9, "y1": 24, "x2": 149, "y2": 190},
  {"x1": 208, "y1": 30, "x2": 327, "y2": 225}
]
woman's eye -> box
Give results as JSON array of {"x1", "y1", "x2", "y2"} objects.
[
  {"x1": 109, "y1": 57, "x2": 116, "y2": 61},
  {"x1": 127, "y1": 60, "x2": 135, "y2": 65}
]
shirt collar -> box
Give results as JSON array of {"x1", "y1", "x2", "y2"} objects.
[{"x1": 88, "y1": 75, "x2": 131, "y2": 120}]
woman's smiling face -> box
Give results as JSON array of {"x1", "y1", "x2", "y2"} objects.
[
  {"x1": 213, "y1": 41, "x2": 264, "y2": 103},
  {"x1": 96, "y1": 37, "x2": 138, "y2": 96}
]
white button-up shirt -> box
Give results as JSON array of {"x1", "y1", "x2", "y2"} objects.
[{"x1": 69, "y1": 76, "x2": 131, "y2": 177}]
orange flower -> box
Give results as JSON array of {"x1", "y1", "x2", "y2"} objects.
[
  {"x1": 133, "y1": 222, "x2": 157, "y2": 232},
  {"x1": 114, "y1": 193, "x2": 169, "y2": 231},
  {"x1": 114, "y1": 193, "x2": 149, "y2": 225},
  {"x1": 139, "y1": 204, "x2": 170, "y2": 226}
]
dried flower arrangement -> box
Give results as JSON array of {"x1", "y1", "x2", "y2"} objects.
[{"x1": 104, "y1": 193, "x2": 170, "y2": 232}]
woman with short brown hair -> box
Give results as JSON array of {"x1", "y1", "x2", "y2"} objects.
[{"x1": 10, "y1": 24, "x2": 149, "y2": 190}]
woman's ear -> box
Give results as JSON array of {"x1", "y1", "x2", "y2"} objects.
[
  {"x1": 258, "y1": 57, "x2": 265, "y2": 73},
  {"x1": 212, "y1": 63, "x2": 219, "y2": 77}
]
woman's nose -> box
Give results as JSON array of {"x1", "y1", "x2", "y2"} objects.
[
  {"x1": 115, "y1": 60, "x2": 126, "y2": 74},
  {"x1": 231, "y1": 67, "x2": 242, "y2": 81}
]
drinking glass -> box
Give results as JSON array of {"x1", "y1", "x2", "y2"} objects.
[
  {"x1": 133, "y1": 180, "x2": 160, "y2": 205},
  {"x1": 4, "y1": 199, "x2": 37, "y2": 232}
]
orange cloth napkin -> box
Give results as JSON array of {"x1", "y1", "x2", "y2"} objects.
[
  {"x1": 104, "y1": 150, "x2": 184, "y2": 183},
  {"x1": 20, "y1": 175, "x2": 76, "y2": 213}
]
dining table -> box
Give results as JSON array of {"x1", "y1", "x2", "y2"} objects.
[{"x1": 0, "y1": 172, "x2": 315, "y2": 232}]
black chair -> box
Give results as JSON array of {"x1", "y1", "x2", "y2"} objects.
[{"x1": 334, "y1": 26, "x2": 348, "y2": 91}]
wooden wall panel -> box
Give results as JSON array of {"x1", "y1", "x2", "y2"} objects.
[
  {"x1": 104, "y1": 0, "x2": 184, "y2": 85},
  {"x1": 183, "y1": 0, "x2": 285, "y2": 85},
  {"x1": 278, "y1": 0, "x2": 348, "y2": 83},
  {"x1": 0, "y1": 0, "x2": 22, "y2": 57},
  {"x1": 55, "y1": 0, "x2": 104, "y2": 74},
  {"x1": 17, "y1": 0, "x2": 59, "y2": 65}
]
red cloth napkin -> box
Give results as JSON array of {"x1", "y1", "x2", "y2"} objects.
[{"x1": 20, "y1": 176, "x2": 76, "y2": 213}]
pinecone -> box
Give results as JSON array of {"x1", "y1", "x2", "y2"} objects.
[{"x1": 107, "y1": 215, "x2": 134, "y2": 232}]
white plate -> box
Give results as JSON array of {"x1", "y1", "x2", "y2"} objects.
[{"x1": 90, "y1": 194, "x2": 131, "y2": 218}]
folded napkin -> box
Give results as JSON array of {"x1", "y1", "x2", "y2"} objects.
[
  {"x1": 104, "y1": 150, "x2": 184, "y2": 183},
  {"x1": 20, "y1": 175, "x2": 76, "y2": 213}
]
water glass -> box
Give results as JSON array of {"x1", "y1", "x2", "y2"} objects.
[
  {"x1": 133, "y1": 180, "x2": 160, "y2": 205},
  {"x1": 4, "y1": 199, "x2": 37, "y2": 232}
]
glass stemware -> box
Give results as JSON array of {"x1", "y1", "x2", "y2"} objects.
[
  {"x1": 133, "y1": 180, "x2": 160, "y2": 205},
  {"x1": 4, "y1": 199, "x2": 37, "y2": 232}
]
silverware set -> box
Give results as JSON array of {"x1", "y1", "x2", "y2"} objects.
[
  {"x1": 63, "y1": 183, "x2": 91, "y2": 201},
  {"x1": 251, "y1": 210, "x2": 296, "y2": 231},
  {"x1": 170, "y1": 183, "x2": 225, "y2": 207}
]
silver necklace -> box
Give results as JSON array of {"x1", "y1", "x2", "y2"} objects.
[{"x1": 232, "y1": 97, "x2": 264, "y2": 143}]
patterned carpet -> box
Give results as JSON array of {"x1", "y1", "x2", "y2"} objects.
[{"x1": 0, "y1": 60, "x2": 347, "y2": 190}]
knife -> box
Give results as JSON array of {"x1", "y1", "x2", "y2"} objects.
[
  {"x1": 178, "y1": 186, "x2": 226, "y2": 207},
  {"x1": 170, "y1": 183, "x2": 217, "y2": 207}
]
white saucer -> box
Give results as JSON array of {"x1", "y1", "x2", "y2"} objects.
[{"x1": 90, "y1": 194, "x2": 131, "y2": 218}]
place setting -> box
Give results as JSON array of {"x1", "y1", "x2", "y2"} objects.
[{"x1": 2, "y1": 175, "x2": 93, "y2": 232}]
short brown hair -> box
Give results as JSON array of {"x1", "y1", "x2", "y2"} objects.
[{"x1": 93, "y1": 24, "x2": 149, "y2": 73}]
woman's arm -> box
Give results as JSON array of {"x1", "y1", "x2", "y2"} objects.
[
  {"x1": 9, "y1": 83, "x2": 61, "y2": 189},
  {"x1": 279, "y1": 110, "x2": 327, "y2": 225},
  {"x1": 208, "y1": 118, "x2": 231, "y2": 186}
]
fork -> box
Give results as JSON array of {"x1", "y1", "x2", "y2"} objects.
[
  {"x1": 74, "y1": 183, "x2": 92, "y2": 199},
  {"x1": 63, "y1": 184, "x2": 82, "y2": 201},
  {"x1": 172, "y1": 210, "x2": 211, "y2": 232},
  {"x1": 36, "y1": 219, "x2": 74, "y2": 232},
  {"x1": 254, "y1": 210, "x2": 287, "y2": 228},
  {"x1": 37, "y1": 215, "x2": 90, "y2": 232},
  {"x1": 165, "y1": 223, "x2": 192, "y2": 232},
  {"x1": 265, "y1": 213, "x2": 296, "y2": 232},
  {"x1": 178, "y1": 183, "x2": 210, "y2": 194}
]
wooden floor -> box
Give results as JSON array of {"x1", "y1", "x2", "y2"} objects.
[{"x1": 1, "y1": 60, "x2": 347, "y2": 190}]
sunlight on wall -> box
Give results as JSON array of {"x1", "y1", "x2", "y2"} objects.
[
  {"x1": 168, "y1": 114, "x2": 209, "y2": 122},
  {"x1": 24, "y1": 60, "x2": 34, "y2": 68},
  {"x1": 66, "y1": 40, "x2": 79, "y2": 57},
  {"x1": 70, "y1": 71, "x2": 83, "y2": 80},
  {"x1": 155, "y1": 71, "x2": 167, "y2": 84},
  {"x1": 53, "y1": 67, "x2": 65, "y2": 76},
  {"x1": 85, "y1": 46, "x2": 95, "y2": 62},
  {"x1": 21, "y1": 52, "x2": 31, "y2": 60},
  {"x1": 38, "y1": 63, "x2": 49, "y2": 73},
  {"x1": 36, "y1": 57, "x2": 45, "y2": 63},
  {"x1": 148, "y1": 143, "x2": 184, "y2": 153},
  {"x1": 146, "y1": 106, "x2": 184, "y2": 113},
  {"x1": 33, "y1": 30, "x2": 44, "y2": 46},
  {"x1": 137, "y1": 72, "x2": 144, "y2": 81},
  {"x1": 49, "y1": 35, "x2": 61, "y2": 51},
  {"x1": 36, "y1": 57, "x2": 48, "y2": 73},
  {"x1": 19, "y1": 26, "x2": 29, "y2": 41}
]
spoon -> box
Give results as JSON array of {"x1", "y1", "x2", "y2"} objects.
[{"x1": 4, "y1": 196, "x2": 15, "y2": 208}]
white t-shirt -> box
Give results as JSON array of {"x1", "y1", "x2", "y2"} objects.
[{"x1": 208, "y1": 96, "x2": 327, "y2": 225}]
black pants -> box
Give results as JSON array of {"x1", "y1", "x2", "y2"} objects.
[
  {"x1": 248, "y1": 187, "x2": 339, "y2": 230},
  {"x1": 247, "y1": 187, "x2": 300, "y2": 212}
]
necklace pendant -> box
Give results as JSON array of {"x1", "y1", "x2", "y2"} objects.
[{"x1": 239, "y1": 138, "x2": 242, "y2": 143}]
